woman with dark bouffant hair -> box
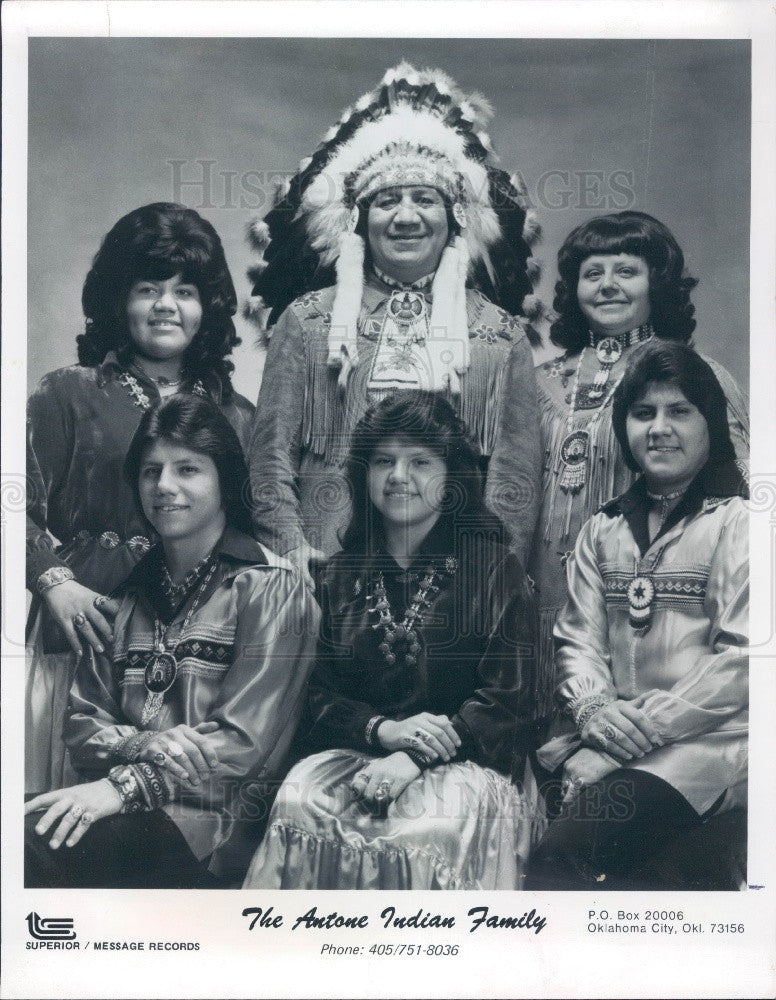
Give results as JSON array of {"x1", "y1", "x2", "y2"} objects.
[
  {"x1": 530, "y1": 211, "x2": 749, "y2": 693},
  {"x1": 25, "y1": 396, "x2": 317, "y2": 888},
  {"x1": 26, "y1": 203, "x2": 254, "y2": 794},
  {"x1": 528, "y1": 341, "x2": 748, "y2": 890},
  {"x1": 244, "y1": 391, "x2": 550, "y2": 890}
]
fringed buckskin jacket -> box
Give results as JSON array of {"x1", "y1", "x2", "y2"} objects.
[
  {"x1": 26, "y1": 355, "x2": 254, "y2": 652},
  {"x1": 538, "y1": 464, "x2": 748, "y2": 816},
  {"x1": 63, "y1": 528, "x2": 320, "y2": 869},
  {"x1": 248, "y1": 279, "x2": 542, "y2": 563}
]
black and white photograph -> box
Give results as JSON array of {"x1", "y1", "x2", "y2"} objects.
[{"x1": 2, "y1": 2, "x2": 775, "y2": 997}]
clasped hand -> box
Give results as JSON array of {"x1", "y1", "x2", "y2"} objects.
[
  {"x1": 349, "y1": 752, "x2": 422, "y2": 805},
  {"x1": 377, "y1": 712, "x2": 461, "y2": 763},
  {"x1": 580, "y1": 699, "x2": 663, "y2": 763},
  {"x1": 135, "y1": 721, "x2": 220, "y2": 788},
  {"x1": 559, "y1": 748, "x2": 619, "y2": 808},
  {"x1": 25, "y1": 722, "x2": 221, "y2": 850}
]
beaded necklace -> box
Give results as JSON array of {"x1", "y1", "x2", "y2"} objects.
[
  {"x1": 558, "y1": 325, "x2": 654, "y2": 495},
  {"x1": 372, "y1": 264, "x2": 434, "y2": 292},
  {"x1": 141, "y1": 556, "x2": 219, "y2": 724},
  {"x1": 134, "y1": 360, "x2": 183, "y2": 388},
  {"x1": 646, "y1": 487, "x2": 687, "y2": 529},
  {"x1": 368, "y1": 556, "x2": 458, "y2": 667},
  {"x1": 160, "y1": 550, "x2": 217, "y2": 608}
]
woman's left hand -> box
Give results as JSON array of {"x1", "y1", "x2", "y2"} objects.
[
  {"x1": 560, "y1": 748, "x2": 620, "y2": 808},
  {"x1": 350, "y1": 752, "x2": 422, "y2": 805},
  {"x1": 25, "y1": 779, "x2": 123, "y2": 849}
]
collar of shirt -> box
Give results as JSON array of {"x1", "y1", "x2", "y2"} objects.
[
  {"x1": 99, "y1": 350, "x2": 225, "y2": 404},
  {"x1": 117, "y1": 525, "x2": 268, "y2": 599},
  {"x1": 600, "y1": 459, "x2": 747, "y2": 555}
]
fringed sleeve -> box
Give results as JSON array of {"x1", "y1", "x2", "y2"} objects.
[
  {"x1": 704, "y1": 356, "x2": 750, "y2": 464},
  {"x1": 483, "y1": 333, "x2": 542, "y2": 565},
  {"x1": 248, "y1": 306, "x2": 309, "y2": 555}
]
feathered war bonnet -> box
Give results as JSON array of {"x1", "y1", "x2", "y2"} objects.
[{"x1": 246, "y1": 62, "x2": 542, "y2": 389}]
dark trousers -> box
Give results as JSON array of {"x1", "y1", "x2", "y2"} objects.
[
  {"x1": 25, "y1": 808, "x2": 221, "y2": 889},
  {"x1": 525, "y1": 767, "x2": 716, "y2": 891}
]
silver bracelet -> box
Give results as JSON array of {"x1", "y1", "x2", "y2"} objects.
[
  {"x1": 573, "y1": 694, "x2": 614, "y2": 734},
  {"x1": 109, "y1": 731, "x2": 155, "y2": 764},
  {"x1": 36, "y1": 565, "x2": 75, "y2": 595},
  {"x1": 106, "y1": 765, "x2": 144, "y2": 813},
  {"x1": 365, "y1": 715, "x2": 388, "y2": 748}
]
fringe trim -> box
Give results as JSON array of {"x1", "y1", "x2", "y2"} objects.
[
  {"x1": 459, "y1": 337, "x2": 506, "y2": 458},
  {"x1": 538, "y1": 607, "x2": 561, "y2": 697},
  {"x1": 302, "y1": 291, "x2": 512, "y2": 466},
  {"x1": 538, "y1": 389, "x2": 635, "y2": 543}
]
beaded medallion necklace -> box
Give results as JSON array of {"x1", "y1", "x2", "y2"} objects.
[
  {"x1": 557, "y1": 325, "x2": 653, "y2": 495},
  {"x1": 627, "y1": 486, "x2": 688, "y2": 633},
  {"x1": 141, "y1": 556, "x2": 218, "y2": 724}
]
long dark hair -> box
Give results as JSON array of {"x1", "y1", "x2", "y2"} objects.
[
  {"x1": 124, "y1": 395, "x2": 253, "y2": 535},
  {"x1": 550, "y1": 211, "x2": 698, "y2": 352},
  {"x1": 340, "y1": 391, "x2": 504, "y2": 554},
  {"x1": 78, "y1": 203, "x2": 240, "y2": 400},
  {"x1": 612, "y1": 340, "x2": 736, "y2": 473}
]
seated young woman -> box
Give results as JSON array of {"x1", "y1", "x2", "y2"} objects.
[
  {"x1": 243, "y1": 391, "x2": 550, "y2": 891},
  {"x1": 24, "y1": 395, "x2": 319, "y2": 888},
  {"x1": 526, "y1": 340, "x2": 748, "y2": 891}
]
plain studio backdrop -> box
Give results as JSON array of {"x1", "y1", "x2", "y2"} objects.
[{"x1": 27, "y1": 37, "x2": 750, "y2": 402}]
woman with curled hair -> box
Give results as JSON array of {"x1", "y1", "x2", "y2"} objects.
[
  {"x1": 26, "y1": 203, "x2": 254, "y2": 793},
  {"x1": 527, "y1": 340, "x2": 748, "y2": 890},
  {"x1": 25, "y1": 395, "x2": 317, "y2": 888},
  {"x1": 530, "y1": 211, "x2": 748, "y2": 689},
  {"x1": 243, "y1": 391, "x2": 550, "y2": 890}
]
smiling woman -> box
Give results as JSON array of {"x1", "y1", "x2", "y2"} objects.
[
  {"x1": 527, "y1": 341, "x2": 748, "y2": 890},
  {"x1": 529, "y1": 211, "x2": 749, "y2": 688},
  {"x1": 125, "y1": 276, "x2": 203, "y2": 373},
  {"x1": 25, "y1": 203, "x2": 255, "y2": 794},
  {"x1": 244, "y1": 392, "x2": 549, "y2": 890},
  {"x1": 576, "y1": 253, "x2": 652, "y2": 337}
]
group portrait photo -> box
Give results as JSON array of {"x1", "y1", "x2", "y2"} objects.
[{"x1": 18, "y1": 33, "x2": 751, "y2": 894}]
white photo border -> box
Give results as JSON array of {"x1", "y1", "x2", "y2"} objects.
[{"x1": 2, "y1": 3, "x2": 775, "y2": 998}]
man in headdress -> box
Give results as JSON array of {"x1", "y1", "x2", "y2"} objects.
[{"x1": 246, "y1": 62, "x2": 544, "y2": 573}]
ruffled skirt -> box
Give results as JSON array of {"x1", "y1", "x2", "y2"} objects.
[{"x1": 243, "y1": 749, "x2": 546, "y2": 890}]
